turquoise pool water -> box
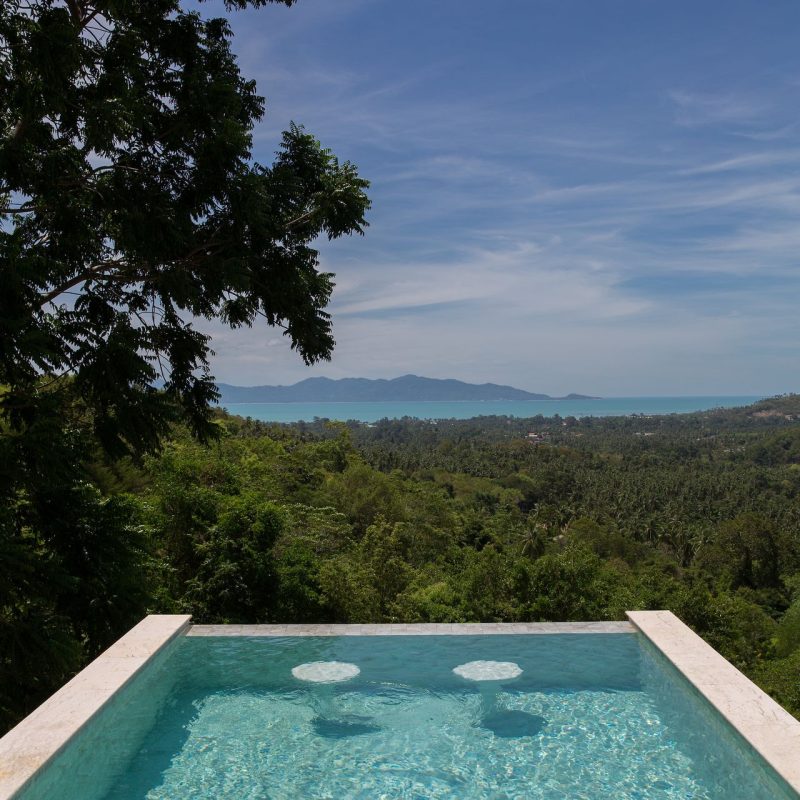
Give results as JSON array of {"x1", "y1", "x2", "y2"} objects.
[{"x1": 19, "y1": 634, "x2": 796, "y2": 800}]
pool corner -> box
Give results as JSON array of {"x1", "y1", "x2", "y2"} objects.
[
  {"x1": 628, "y1": 609, "x2": 800, "y2": 796},
  {"x1": 0, "y1": 614, "x2": 191, "y2": 800}
]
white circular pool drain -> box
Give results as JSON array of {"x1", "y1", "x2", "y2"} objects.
[
  {"x1": 292, "y1": 661, "x2": 360, "y2": 683},
  {"x1": 453, "y1": 660, "x2": 522, "y2": 681}
]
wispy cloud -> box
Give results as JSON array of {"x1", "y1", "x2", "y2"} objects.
[
  {"x1": 668, "y1": 89, "x2": 767, "y2": 128},
  {"x1": 194, "y1": 0, "x2": 800, "y2": 395},
  {"x1": 678, "y1": 150, "x2": 800, "y2": 175}
]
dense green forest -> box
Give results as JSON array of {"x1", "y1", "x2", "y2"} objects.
[{"x1": 4, "y1": 396, "x2": 800, "y2": 732}]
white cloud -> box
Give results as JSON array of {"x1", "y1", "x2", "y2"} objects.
[{"x1": 668, "y1": 89, "x2": 767, "y2": 128}]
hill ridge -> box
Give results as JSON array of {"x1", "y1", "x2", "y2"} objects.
[{"x1": 217, "y1": 375, "x2": 598, "y2": 403}]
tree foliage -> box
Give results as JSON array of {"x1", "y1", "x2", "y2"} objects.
[
  {"x1": 0, "y1": 0, "x2": 369, "y2": 732},
  {"x1": 5, "y1": 401, "x2": 800, "y2": 729},
  {"x1": 0, "y1": 0, "x2": 370, "y2": 454}
]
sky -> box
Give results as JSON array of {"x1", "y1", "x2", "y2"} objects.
[{"x1": 197, "y1": 0, "x2": 800, "y2": 396}]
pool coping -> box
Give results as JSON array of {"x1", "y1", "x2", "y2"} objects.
[
  {"x1": 628, "y1": 610, "x2": 800, "y2": 796},
  {"x1": 186, "y1": 621, "x2": 634, "y2": 636},
  {"x1": 0, "y1": 614, "x2": 191, "y2": 800}
]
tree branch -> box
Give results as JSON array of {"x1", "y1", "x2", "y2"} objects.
[
  {"x1": 8, "y1": 117, "x2": 28, "y2": 144},
  {"x1": 285, "y1": 208, "x2": 316, "y2": 231},
  {"x1": 64, "y1": 0, "x2": 83, "y2": 24},
  {"x1": 39, "y1": 236, "x2": 222, "y2": 307},
  {"x1": 81, "y1": 6, "x2": 103, "y2": 29},
  {"x1": 64, "y1": 1, "x2": 105, "y2": 30},
  {"x1": 39, "y1": 261, "x2": 122, "y2": 306}
]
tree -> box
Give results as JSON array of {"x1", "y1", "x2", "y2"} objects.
[
  {"x1": 0, "y1": 0, "x2": 370, "y2": 455},
  {"x1": 0, "y1": 413, "x2": 151, "y2": 730},
  {"x1": 699, "y1": 513, "x2": 789, "y2": 590},
  {"x1": 0, "y1": 0, "x2": 369, "y2": 731},
  {"x1": 184, "y1": 494, "x2": 285, "y2": 622}
]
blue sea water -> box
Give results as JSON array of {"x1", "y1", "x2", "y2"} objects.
[
  {"x1": 21, "y1": 634, "x2": 795, "y2": 800},
  {"x1": 219, "y1": 396, "x2": 763, "y2": 423}
]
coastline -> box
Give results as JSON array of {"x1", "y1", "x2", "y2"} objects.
[{"x1": 217, "y1": 396, "x2": 764, "y2": 424}]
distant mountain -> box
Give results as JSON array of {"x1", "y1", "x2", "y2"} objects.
[{"x1": 217, "y1": 375, "x2": 599, "y2": 403}]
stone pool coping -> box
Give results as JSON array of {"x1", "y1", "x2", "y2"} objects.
[
  {"x1": 0, "y1": 615, "x2": 191, "y2": 800},
  {"x1": 628, "y1": 610, "x2": 800, "y2": 796},
  {"x1": 187, "y1": 621, "x2": 633, "y2": 636},
  {"x1": 1, "y1": 612, "x2": 799, "y2": 799}
]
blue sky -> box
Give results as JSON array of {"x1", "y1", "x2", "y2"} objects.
[{"x1": 200, "y1": 0, "x2": 800, "y2": 395}]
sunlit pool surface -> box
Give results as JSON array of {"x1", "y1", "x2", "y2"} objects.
[{"x1": 20, "y1": 634, "x2": 796, "y2": 800}]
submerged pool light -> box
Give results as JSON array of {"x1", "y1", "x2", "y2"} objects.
[{"x1": 291, "y1": 661, "x2": 360, "y2": 683}]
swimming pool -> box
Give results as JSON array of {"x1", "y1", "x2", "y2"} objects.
[{"x1": 5, "y1": 617, "x2": 798, "y2": 800}]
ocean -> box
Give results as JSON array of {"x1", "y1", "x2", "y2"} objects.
[{"x1": 219, "y1": 396, "x2": 764, "y2": 424}]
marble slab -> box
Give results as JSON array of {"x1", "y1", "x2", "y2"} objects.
[
  {"x1": 187, "y1": 621, "x2": 635, "y2": 636},
  {"x1": 628, "y1": 609, "x2": 800, "y2": 796}
]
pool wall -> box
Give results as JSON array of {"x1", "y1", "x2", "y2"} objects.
[{"x1": 1, "y1": 612, "x2": 799, "y2": 799}]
